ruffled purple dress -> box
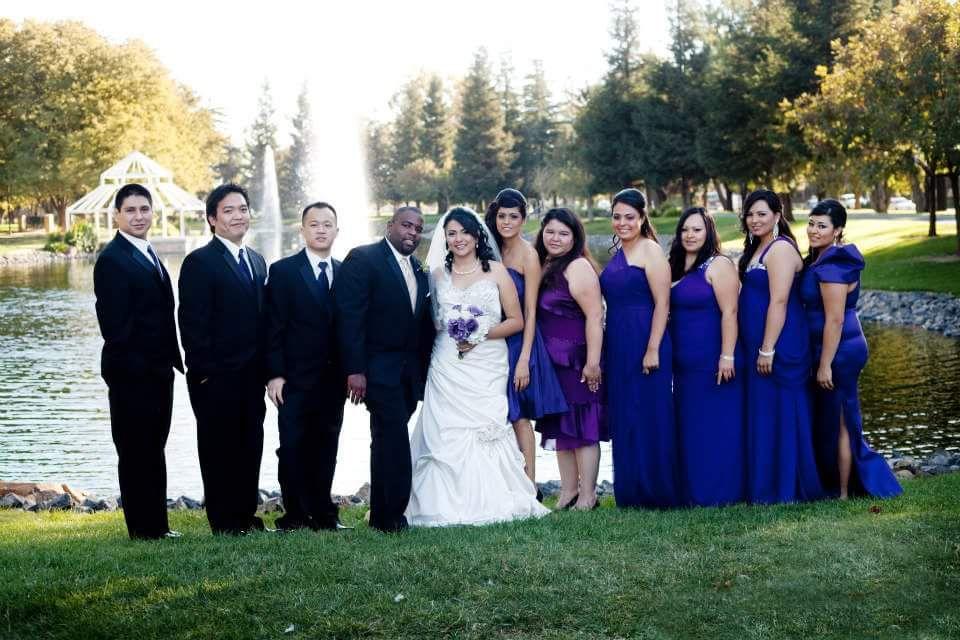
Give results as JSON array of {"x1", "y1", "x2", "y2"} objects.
[
  {"x1": 505, "y1": 268, "x2": 568, "y2": 423},
  {"x1": 799, "y1": 244, "x2": 902, "y2": 498},
  {"x1": 535, "y1": 272, "x2": 607, "y2": 450}
]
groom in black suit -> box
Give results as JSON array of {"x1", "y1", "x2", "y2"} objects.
[
  {"x1": 179, "y1": 183, "x2": 269, "y2": 535},
  {"x1": 94, "y1": 183, "x2": 183, "y2": 540},
  {"x1": 265, "y1": 202, "x2": 347, "y2": 531},
  {"x1": 336, "y1": 206, "x2": 434, "y2": 532}
]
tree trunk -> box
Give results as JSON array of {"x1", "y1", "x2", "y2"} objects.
[
  {"x1": 437, "y1": 193, "x2": 449, "y2": 216},
  {"x1": 925, "y1": 170, "x2": 937, "y2": 237},
  {"x1": 656, "y1": 188, "x2": 668, "y2": 207},
  {"x1": 721, "y1": 182, "x2": 734, "y2": 211},
  {"x1": 680, "y1": 177, "x2": 692, "y2": 209},
  {"x1": 948, "y1": 166, "x2": 960, "y2": 255},
  {"x1": 870, "y1": 182, "x2": 888, "y2": 213},
  {"x1": 779, "y1": 192, "x2": 794, "y2": 222}
]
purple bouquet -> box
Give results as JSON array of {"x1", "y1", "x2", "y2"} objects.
[{"x1": 445, "y1": 304, "x2": 490, "y2": 359}]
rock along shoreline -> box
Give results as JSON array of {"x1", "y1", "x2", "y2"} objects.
[{"x1": 2, "y1": 450, "x2": 958, "y2": 515}]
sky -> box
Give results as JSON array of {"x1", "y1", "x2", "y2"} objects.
[{"x1": 5, "y1": 1, "x2": 671, "y2": 145}]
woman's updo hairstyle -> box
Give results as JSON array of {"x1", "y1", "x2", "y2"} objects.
[
  {"x1": 485, "y1": 188, "x2": 528, "y2": 250},
  {"x1": 610, "y1": 188, "x2": 658, "y2": 253}
]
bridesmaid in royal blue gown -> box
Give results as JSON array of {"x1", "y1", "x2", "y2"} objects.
[
  {"x1": 801, "y1": 200, "x2": 901, "y2": 499},
  {"x1": 601, "y1": 188, "x2": 680, "y2": 508},
  {"x1": 668, "y1": 207, "x2": 746, "y2": 507},
  {"x1": 738, "y1": 189, "x2": 823, "y2": 504},
  {"x1": 485, "y1": 189, "x2": 568, "y2": 491}
]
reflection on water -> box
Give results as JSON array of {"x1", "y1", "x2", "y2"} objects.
[{"x1": 0, "y1": 258, "x2": 956, "y2": 498}]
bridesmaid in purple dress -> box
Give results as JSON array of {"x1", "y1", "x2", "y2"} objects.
[
  {"x1": 801, "y1": 200, "x2": 901, "y2": 499},
  {"x1": 600, "y1": 188, "x2": 680, "y2": 508},
  {"x1": 485, "y1": 188, "x2": 568, "y2": 492},
  {"x1": 668, "y1": 207, "x2": 746, "y2": 506},
  {"x1": 739, "y1": 189, "x2": 823, "y2": 504},
  {"x1": 534, "y1": 208, "x2": 607, "y2": 510}
]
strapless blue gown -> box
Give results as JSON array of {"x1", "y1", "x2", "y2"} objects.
[
  {"x1": 504, "y1": 268, "x2": 568, "y2": 423},
  {"x1": 799, "y1": 244, "x2": 902, "y2": 498},
  {"x1": 739, "y1": 237, "x2": 823, "y2": 504},
  {"x1": 670, "y1": 256, "x2": 746, "y2": 507},
  {"x1": 601, "y1": 250, "x2": 681, "y2": 508}
]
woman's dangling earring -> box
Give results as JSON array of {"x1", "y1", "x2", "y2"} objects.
[
  {"x1": 772, "y1": 221, "x2": 780, "y2": 239},
  {"x1": 748, "y1": 232, "x2": 754, "y2": 243}
]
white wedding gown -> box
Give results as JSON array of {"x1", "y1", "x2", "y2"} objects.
[{"x1": 405, "y1": 273, "x2": 551, "y2": 526}]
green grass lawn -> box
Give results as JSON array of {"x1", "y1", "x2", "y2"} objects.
[
  {"x1": 0, "y1": 232, "x2": 45, "y2": 256},
  {"x1": 2, "y1": 474, "x2": 958, "y2": 639}
]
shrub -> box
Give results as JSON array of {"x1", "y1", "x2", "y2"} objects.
[
  {"x1": 44, "y1": 240, "x2": 71, "y2": 254},
  {"x1": 70, "y1": 221, "x2": 98, "y2": 253},
  {"x1": 651, "y1": 204, "x2": 681, "y2": 218}
]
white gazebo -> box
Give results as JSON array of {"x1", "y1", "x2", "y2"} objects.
[{"x1": 66, "y1": 151, "x2": 205, "y2": 238}]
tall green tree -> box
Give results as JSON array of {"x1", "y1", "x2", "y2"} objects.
[
  {"x1": 277, "y1": 84, "x2": 314, "y2": 218},
  {"x1": 574, "y1": 1, "x2": 647, "y2": 196},
  {"x1": 364, "y1": 121, "x2": 396, "y2": 212},
  {"x1": 390, "y1": 77, "x2": 426, "y2": 174},
  {"x1": 498, "y1": 55, "x2": 523, "y2": 186},
  {"x1": 452, "y1": 49, "x2": 513, "y2": 208},
  {"x1": 244, "y1": 81, "x2": 278, "y2": 211},
  {"x1": 418, "y1": 75, "x2": 453, "y2": 212},
  {"x1": 514, "y1": 60, "x2": 558, "y2": 202}
]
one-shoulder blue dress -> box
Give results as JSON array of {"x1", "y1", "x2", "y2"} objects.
[
  {"x1": 601, "y1": 250, "x2": 681, "y2": 508},
  {"x1": 799, "y1": 244, "x2": 902, "y2": 498}
]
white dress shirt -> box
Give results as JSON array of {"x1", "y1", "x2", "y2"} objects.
[
  {"x1": 118, "y1": 230, "x2": 162, "y2": 275},
  {"x1": 215, "y1": 233, "x2": 255, "y2": 277},
  {"x1": 305, "y1": 247, "x2": 333, "y2": 289},
  {"x1": 385, "y1": 239, "x2": 417, "y2": 311}
]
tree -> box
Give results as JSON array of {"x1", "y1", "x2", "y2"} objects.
[
  {"x1": 418, "y1": 75, "x2": 453, "y2": 212},
  {"x1": 514, "y1": 60, "x2": 558, "y2": 202},
  {"x1": 795, "y1": 0, "x2": 960, "y2": 247},
  {"x1": 452, "y1": 49, "x2": 513, "y2": 208},
  {"x1": 390, "y1": 77, "x2": 425, "y2": 176},
  {"x1": 365, "y1": 121, "x2": 396, "y2": 212},
  {"x1": 0, "y1": 20, "x2": 224, "y2": 226},
  {"x1": 244, "y1": 81, "x2": 278, "y2": 211},
  {"x1": 498, "y1": 55, "x2": 523, "y2": 186},
  {"x1": 277, "y1": 84, "x2": 314, "y2": 218},
  {"x1": 574, "y1": 3, "x2": 647, "y2": 195}
]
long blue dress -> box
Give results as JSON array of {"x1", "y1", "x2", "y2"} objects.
[
  {"x1": 799, "y1": 245, "x2": 902, "y2": 498},
  {"x1": 670, "y1": 256, "x2": 746, "y2": 507},
  {"x1": 601, "y1": 250, "x2": 680, "y2": 508},
  {"x1": 739, "y1": 237, "x2": 823, "y2": 504},
  {"x1": 505, "y1": 268, "x2": 568, "y2": 423}
]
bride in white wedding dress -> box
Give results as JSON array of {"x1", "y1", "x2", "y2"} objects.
[{"x1": 405, "y1": 207, "x2": 550, "y2": 526}]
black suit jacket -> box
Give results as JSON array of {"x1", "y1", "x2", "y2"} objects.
[
  {"x1": 93, "y1": 232, "x2": 183, "y2": 381},
  {"x1": 335, "y1": 239, "x2": 434, "y2": 395},
  {"x1": 265, "y1": 249, "x2": 344, "y2": 392},
  {"x1": 178, "y1": 236, "x2": 267, "y2": 379}
]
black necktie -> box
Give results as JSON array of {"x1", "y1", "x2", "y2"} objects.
[
  {"x1": 238, "y1": 248, "x2": 255, "y2": 285},
  {"x1": 317, "y1": 261, "x2": 330, "y2": 290},
  {"x1": 146, "y1": 245, "x2": 164, "y2": 279}
]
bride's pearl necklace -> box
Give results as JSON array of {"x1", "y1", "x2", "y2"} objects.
[{"x1": 452, "y1": 260, "x2": 480, "y2": 276}]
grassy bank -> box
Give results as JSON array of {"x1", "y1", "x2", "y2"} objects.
[
  {"x1": 0, "y1": 232, "x2": 45, "y2": 256},
  {"x1": 1, "y1": 474, "x2": 958, "y2": 639}
]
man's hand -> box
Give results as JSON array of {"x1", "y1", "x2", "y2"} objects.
[
  {"x1": 267, "y1": 377, "x2": 286, "y2": 407},
  {"x1": 347, "y1": 373, "x2": 367, "y2": 405}
]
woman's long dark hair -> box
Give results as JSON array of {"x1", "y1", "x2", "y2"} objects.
[
  {"x1": 484, "y1": 188, "x2": 528, "y2": 250},
  {"x1": 737, "y1": 189, "x2": 797, "y2": 278},
  {"x1": 668, "y1": 207, "x2": 723, "y2": 282},
  {"x1": 610, "y1": 187, "x2": 658, "y2": 253},
  {"x1": 535, "y1": 208, "x2": 597, "y2": 286},
  {"x1": 443, "y1": 207, "x2": 496, "y2": 272},
  {"x1": 804, "y1": 199, "x2": 847, "y2": 267}
]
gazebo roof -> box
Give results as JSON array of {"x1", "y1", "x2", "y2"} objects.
[{"x1": 66, "y1": 151, "x2": 204, "y2": 215}]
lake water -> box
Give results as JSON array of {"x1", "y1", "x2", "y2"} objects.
[{"x1": 1, "y1": 258, "x2": 957, "y2": 498}]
